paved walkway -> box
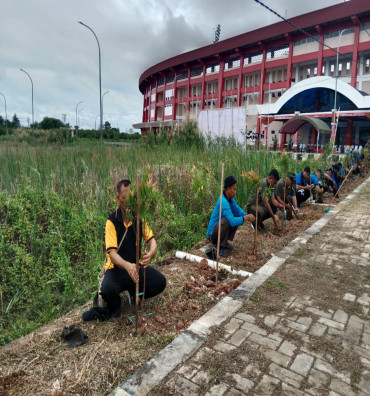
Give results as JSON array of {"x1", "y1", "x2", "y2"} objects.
[{"x1": 111, "y1": 178, "x2": 370, "y2": 396}]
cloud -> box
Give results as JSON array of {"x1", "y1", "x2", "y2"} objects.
[{"x1": 0, "y1": 0, "x2": 343, "y2": 131}]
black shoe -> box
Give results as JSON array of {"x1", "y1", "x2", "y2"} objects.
[
  {"x1": 226, "y1": 242, "x2": 234, "y2": 250},
  {"x1": 251, "y1": 220, "x2": 256, "y2": 230},
  {"x1": 219, "y1": 248, "x2": 228, "y2": 257},
  {"x1": 206, "y1": 247, "x2": 216, "y2": 260},
  {"x1": 259, "y1": 222, "x2": 265, "y2": 230}
]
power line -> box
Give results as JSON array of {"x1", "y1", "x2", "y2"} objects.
[
  {"x1": 254, "y1": 0, "x2": 367, "y2": 68},
  {"x1": 342, "y1": 0, "x2": 370, "y2": 38}
]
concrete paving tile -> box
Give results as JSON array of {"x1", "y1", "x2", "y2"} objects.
[
  {"x1": 269, "y1": 363, "x2": 304, "y2": 389},
  {"x1": 204, "y1": 382, "x2": 229, "y2": 396},
  {"x1": 240, "y1": 321, "x2": 268, "y2": 335},
  {"x1": 261, "y1": 347, "x2": 292, "y2": 367},
  {"x1": 253, "y1": 374, "x2": 280, "y2": 395},
  {"x1": 229, "y1": 329, "x2": 251, "y2": 347},
  {"x1": 177, "y1": 365, "x2": 198, "y2": 379},
  {"x1": 224, "y1": 318, "x2": 243, "y2": 335},
  {"x1": 225, "y1": 373, "x2": 254, "y2": 392},
  {"x1": 234, "y1": 313, "x2": 255, "y2": 323},
  {"x1": 167, "y1": 375, "x2": 200, "y2": 395},
  {"x1": 248, "y1": 333, "x2": 281, "y2": 350},
  {"x1": 290, "y1": 353, "x2": 314, "y2": 376},
  {"x1": 330, "y1": 378, "x2": 357, "y2": 396},
  {"x1": 309, "y1": 322, "x2": 327, "y2": 337},
  {"x1": 278, "y1": 340, "x2": 297, "y2": 357},
  {"x1": 314, "y1": 359, "x2": 351, "y2": 384},
  {"x1": 214, "y1": 341, "x2": 237, "y2": 353}
]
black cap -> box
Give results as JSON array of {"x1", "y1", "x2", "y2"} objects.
[{"x1": 224, "y1": 175, "x2": 237, "y2": 189}]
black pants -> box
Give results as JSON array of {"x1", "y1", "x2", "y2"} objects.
[
  {"x1": 100, "y1": 266, "x2": 166, "y2": 314},
  {"x1": 246, "y1": 203, "x2": 276, "y2": 223},
  {"x1": 296, "y1": 189, "x2": 310, "y2": 207},
  {"x1": 210, "y1": 218, "x2": 238, "y2": 248}
]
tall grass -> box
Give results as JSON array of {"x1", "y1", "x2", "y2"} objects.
[{"x1": 0, "y1": 128, "x2": 336, "y2": 344}]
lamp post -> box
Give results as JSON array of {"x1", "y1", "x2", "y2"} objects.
[
  {"x1": 20, "y1": 68, "x2": 34, "y2": 135},
  {"x1": 78, "y1": 108, "x2": 84, "y2": 129},
  {"x1": 102, "y1": 90, "x2": 110, "y2": 128},
  {"x1": 78, "y1": 21, "x2": 103, "y2": 142},
  {"x1": 332, "y1": 28, "x2": 348, "y2": 150},
  {"x1": 95, "y1": 114, "x2": 100, "y2": 130},
  {"x1": 0, "y1": 91, "x2": 8, "y2": 135},
  {"x1": 75, "y1": 100, "x2": 83, "y2": 129}
]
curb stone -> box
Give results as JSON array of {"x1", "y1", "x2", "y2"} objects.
[{"x1": 109, "y1": 176, "x2": 370, "y2": 396}]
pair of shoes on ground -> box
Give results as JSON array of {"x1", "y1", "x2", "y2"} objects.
[{"x1": 205, "y1": 246, "x2": 228, "y2": 260}]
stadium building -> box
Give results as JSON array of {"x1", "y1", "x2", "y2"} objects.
[{"x1": 133, "y1": 0, "x2": 370, "y2": 151}]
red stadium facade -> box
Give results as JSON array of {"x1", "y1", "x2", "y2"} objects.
[{"x1": 134, "y1": 0, "x2": 370, "y2": 151}]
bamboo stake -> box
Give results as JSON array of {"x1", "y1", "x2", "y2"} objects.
[
  {"x1": 283, "y1": 176, "x2": 286, "y2": 230},
  {"x1": 254, "y1": 163, "x2": 259, "y2": 256},
  {"x1": 134, "y1": 174, "x2": 140, "y2": 336},
  {"x1": 141, "y1": 243, "x2": 147, "y2": 313},
  {"x1": 334, "y1": 164, "x2": 356, "y2": 198},
  {"x1": 215, "y1": 163, "x2": 224, "y2": 283}
]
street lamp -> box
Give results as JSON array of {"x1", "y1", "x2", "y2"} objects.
[
  {"x1": 102, "y1": 90, "x2": 110, "y2": 127},
  {"x1": 20, "y1": 68, "x2": 34, "y2": 135},
  {"x1": 75, "y1": 100, "x2": 83, "y2": 129},
  {"x1": 78, "y1": 21, "x2": 103, "y2": 142},
  {"x1": 95, "y1": 114, "x2": 100, "y2": 130},
  {"x1": 78, "y1": 108, "x2": 85, "y2": 128},
  {"x1": 332, "y1": 28, "x2": 348, "y2": 150},
  {"x1": 0, "y1": 91, "x2": 8, "y2": 135}
]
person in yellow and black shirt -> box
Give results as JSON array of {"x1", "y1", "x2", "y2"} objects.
[{"x1": 83, "y1": 179, "x2": 166, "y2": 321}]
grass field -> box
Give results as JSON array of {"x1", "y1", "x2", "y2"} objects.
[{"x1": 0, "y1": 130, "x2": 351, "y2": 344}]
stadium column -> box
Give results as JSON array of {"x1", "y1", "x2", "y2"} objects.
[
  {"x1": 217, "y1": 57, "x2": 225, "y2": 109},
  {"x1": 186, "y1": 67, "x2": 191, "y2": 114},
  {"x1": 149, "y1": 78, "x2": 153, "y2": 122},
  {"x1": 345, "y1": 119, "x2": 353, "y2": 146},
  {"x1": 163, "y1": 74, "x2": 167, "y2": 122},
  {"x1": 173, "y1": 72, "x2": 177, "y2": 121},
  {"x1": 237, "y1": 50, "x2": 243, "y2": 107},
  {"x1": 316, "y1": 25, "x2": 324, "y2": 77},
  {"x1": 285, "y1": 35, "x2": 293, "y2": 89},
  {"x1": 350, "y1": 20, "x2": 360, "y2": 88},
  {"x1": 201, "y1": 63, "x2": 206, "y2": 110},
  {"x1": 154, "y1": 77, "x2": 158, "y2": 122},
  {"x1": 257, "y1": 45, "x2": 266, "y2": 135}
]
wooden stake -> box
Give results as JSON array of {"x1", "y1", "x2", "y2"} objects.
[
  {"x1": 135, "y1": 174, "x2": 140, "y2": 336},
  {"x1": 334, "y1": 164, "x2": 355, "y2": 198},
  {"x1": 216, "y1": 163, "x2": 224, "y2": 283},
  {"x1": 254, "y1": 164, "x2": 259, "y2": 256},
  {"x1": 282, "y1": 176, "x2": 286, "y2": 230}
]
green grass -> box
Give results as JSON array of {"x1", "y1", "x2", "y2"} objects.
[{"x1": 0, "y1": 129, "x2": 337, "y2": 344}]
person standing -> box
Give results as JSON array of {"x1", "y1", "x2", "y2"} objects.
[{"x1": 206, "y1": 175, "x2": 255, "y2": 259}]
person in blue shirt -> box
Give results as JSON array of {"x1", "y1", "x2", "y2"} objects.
[
  {"x1": 324, "y1": 166, "x2": 339, "y2": 197},
  {"x1": 295, "y1": 166, "x2": 311, "y2": 207},
  {"x1": 310, "y1": 169, "x2": 324, "y2": 203},
  {"x1": 206, "y1": 175, "x2": 255, "y2": 258}
]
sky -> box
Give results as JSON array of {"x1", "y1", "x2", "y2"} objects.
[{"x1": 0, "y1": 0, "x2": 345, "y2": 132}]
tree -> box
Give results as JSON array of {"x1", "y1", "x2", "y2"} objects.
[
  {"x1": 104, "y1": 121, "x2": 111, "y2": 130},
  {"x1": 11, "y1": 114, "x2": 21, "y2": 128},
  {"x1": 39, "y1": 117, "x2": 64, "y2": 130}
]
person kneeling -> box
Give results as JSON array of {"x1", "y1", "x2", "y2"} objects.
[
  {"x1": 206, "y1": 175, "x2": 254, "y2": 259},
  {"x1": 246, "y1": 169, "x2": 282, "y2": 232},
  {"x1": 83, "y1": 179, "x2": 166, "y2": 321}
]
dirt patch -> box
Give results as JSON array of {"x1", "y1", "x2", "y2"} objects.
[{"x1": 0, "y1": 173, "x2": 367, "y2": 396}]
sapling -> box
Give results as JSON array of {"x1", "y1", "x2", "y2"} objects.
[{"x1": 242, "y1": 165, "x2": 261, "y2": 255}]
